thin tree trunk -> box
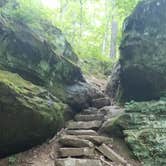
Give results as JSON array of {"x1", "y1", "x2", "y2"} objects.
[
  {"x1": 110, "y1": 20, "x2": 118, "y2": 57},
  {"x1": 110, "y1": 0, "x2": 118, "y2": 58},
  {"x1": 79, "y1": 0, "x2": 83, "y2": 38},
  {"x1": 102, "y1": 0, "x2": 111, "y2": 55}
]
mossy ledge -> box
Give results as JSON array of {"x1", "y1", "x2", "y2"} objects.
[
  {"x1": 0, "y1": 70, "x2": 69, "y2": 157},
  {"x1": 115, "y1": 100, "x2": 166, "y2": 166}
]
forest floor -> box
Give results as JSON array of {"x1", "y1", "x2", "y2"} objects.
[{"x1": 0, "y1": 75, "x2": 141, "y2": 166}]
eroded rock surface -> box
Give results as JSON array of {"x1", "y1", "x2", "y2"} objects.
[{"x1": 106, "y1": 0, "x2": 166, "y2": 102}]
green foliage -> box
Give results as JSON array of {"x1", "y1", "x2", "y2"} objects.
[
  {"x1": 8, "y1": 156, "x2": 17, "y2": 166},
  {"x1": 121, "y1": 100, "x2": 166, "y2": 165},
  {"x1": 1, "y1": 0, "x2": 39, "y2": 22},
  {"x1": 115, "y1": 0, "x2": 140, "y2": 42},
  {"x1": 80, "y1": 56, "x2": 117, "y2": 77}
]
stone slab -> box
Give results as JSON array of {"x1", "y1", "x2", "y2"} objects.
[{"x1": 55, "y1": 158, "x2": 102, "y2": 166}]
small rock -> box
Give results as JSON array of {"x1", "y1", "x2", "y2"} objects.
[{"x1": 100, "y1": 116, "x2": 123, "y2": 137}]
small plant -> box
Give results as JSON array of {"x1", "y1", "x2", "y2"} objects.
[{"x1": 8, "y1": 156, "x2": 17, "y2": 166}]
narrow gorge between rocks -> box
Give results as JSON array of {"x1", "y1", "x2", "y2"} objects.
[{"x1": 0, "y1": 0, "x2": 166, "y2": 166}]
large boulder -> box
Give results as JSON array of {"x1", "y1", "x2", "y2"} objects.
[
  {"x1": 106, "y1": 0, "x2": 166, "y2": 102},
  {"x1": 0, "y1": 1, "x2": 102, "y2": 157},
  {"x1": 0, "y1": 15, "x2": 83, "y2": 94},
  {"x1": 0, "y1": 70, "x2": 69, "y2": 157},
  {"x1": 116, "y1": 101, "x2": 166, "y2": 166},
  {"x1": 0, "y1": 4, "x2": 102, "y2": 110}
]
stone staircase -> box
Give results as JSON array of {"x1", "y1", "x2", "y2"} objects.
[{"x1": 54, "y1": 97, "x2": 130, "y2": 166}]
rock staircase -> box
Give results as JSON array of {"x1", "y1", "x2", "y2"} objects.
[{"x1": 54, "y1": 97, "x2": 129, "y2": 166}]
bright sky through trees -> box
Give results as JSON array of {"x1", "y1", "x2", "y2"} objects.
[{"x1": 41, "y1": 0, "x2": 59, "y2": 8}]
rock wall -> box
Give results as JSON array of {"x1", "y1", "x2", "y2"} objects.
[
  {"x1": 106, "y1": 1, "x2": 166, "y2": 165},
  {"x1": 106, "y1": 0, "x2": 166, "y2": 102}
]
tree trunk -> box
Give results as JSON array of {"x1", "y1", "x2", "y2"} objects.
[
  {"x1": 110, "y1": 20, "x2": 118, "y2": 58},
  {"x1": 79, "y1": 0, "x2": 83, "y2": 38}
]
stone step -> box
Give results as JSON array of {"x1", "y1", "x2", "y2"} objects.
[
  {"x1": 83, "y1": 107, "x2": 98, "y2": 112},
  {"x1": 96, "y1": 144, "x2": 127, "y2": 165},
  {"x1": 58, "y1": 147, "x2": 94, "y2": 158},
  {"x1": 55, "y1": 158, "x2": 102, "y2": 166},
  {"x1": 67, "y1": 120, "x2": 102, "y2": 130},
  {"x1": 75, "y1": 114, "x2": 104, "y2": 121},
  {"x1": 82, "y1": 107, "x2": 103, "y2": 115},
  {"x1": 76, "y1": 135, "x2": 112, "y2": 145},
  {"x1": 83, "y1": 110, "x2": 105, "y2": 116},
  {"x1": 91, "y1": 97, "x2": 111, "y2": 109},
  {"x1": 59, "y1": 135, "x2": 94, "y2": 148},
  {"x1": 66, "y1": 130, "x2": 98, "y2": 136}
]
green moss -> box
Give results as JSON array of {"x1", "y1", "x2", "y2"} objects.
[
  {"x1": 118, "y1": 101, "x2": 166, "y2": 165},
  {"x1": 0, "y1": 70, "x2": 68, "y2": 157}
]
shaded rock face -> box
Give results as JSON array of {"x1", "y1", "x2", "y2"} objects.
[
  {"x1": 0, "y1": 70, "x2": 69, "y2": 157},
  {"x1": 0, "y1": 17, "x2": 83, "y2": 86},
  {"x1": 0, "y1": 2, "x2": 102, "y2": 157},
  {"x1": 0, "y1": 15, "x2": 101, "y2": 110},
  {"x1": 117, "y1": 101, "x2": 166, "y2": 165},
  {"x1": 107, "y1": 0, "x2": 166, "y2": 102}
]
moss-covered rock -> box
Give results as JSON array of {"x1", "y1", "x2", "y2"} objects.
[
  {"x1": 0, "y1": 70, "x2": 69, "y2": 157},
  {"x1": 0, "y1": 15, "x2": 83, "y2": 86},
  {"x1": 116, "y1": 101, "x2": 166, "y2": 165},
  {"x1": 107, "y1": 0, "x2": 166, "y2": 102},
  {"x1": 0, "y1": 3, "x2": 101, "y2": 110}
]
